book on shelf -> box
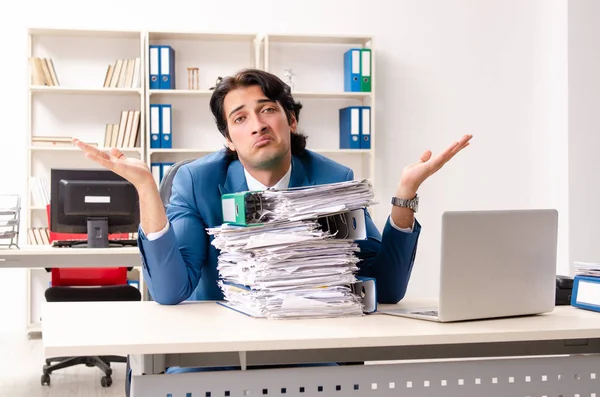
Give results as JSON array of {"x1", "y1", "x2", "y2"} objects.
[
  {"x1": 28, "y1": 228, "x2": 50, "y2": 245},
  {"x1": 29, "y1": 176, "x2": 49, "y2": 208},
  {"x1": 29, "y1": 57, "x2": 59, "y2": 87},
  {"x1": 103, "y1": 58, "x2": 141, "y2": 89},
  {"x1": 104, "y1": 110, "x2": 140, "y2": 148}
]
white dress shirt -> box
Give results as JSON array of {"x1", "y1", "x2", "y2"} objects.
[{"x1": 144, "y1": 163, "x2": 412, "y2": 240}]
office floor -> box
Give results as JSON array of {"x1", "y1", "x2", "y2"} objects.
[{"x1": 0, "y1": 333, "x2": 126, "y2": 397}]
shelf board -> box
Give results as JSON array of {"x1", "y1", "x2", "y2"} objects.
[
  {"x1": 149, "y1": 31, "x2": 257, "y2": 42},
  {"x1": 149, "y1": 89, "x2": 213, "y2": 96},
  {"x1": 291, "y1": 91, "x2": 371, "y2": 99},
  {"x1": 150, "y1": 148, "x2": 370, "y2": 155},
  {"x1": 28, "y1": 28, "x2": 140, "y2": 39},
  {"x1": 30, "y1": 146, "x2": 142, "y2": 153},
  {"x1": 30, "y1": 86, "x2": 142, "y2": 95},
  {"x1": 150, "y1": 148, "x2": 221, "y2": 155},
  {"x1": 148, "y1": 90, "x2": 370, "y2": 99},
  {"x1": 265, "y1": 34, "x2": 372, "y2": 45}
]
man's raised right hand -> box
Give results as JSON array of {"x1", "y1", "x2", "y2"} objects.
[{"x1": 72, "y1": 138, "x2": 156, "y2": 191}]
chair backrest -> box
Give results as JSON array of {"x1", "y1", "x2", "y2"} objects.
[{"x1": 159, "y1": 159, "x2": 195, "y2": 207}]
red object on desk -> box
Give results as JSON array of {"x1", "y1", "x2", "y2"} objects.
[{"x1": 46, "y1": 204, "x2": 128, "y2": 286}]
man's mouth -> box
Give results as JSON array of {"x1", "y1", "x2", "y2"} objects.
[{"x1": 254, "y1": 136, "x2": 273, "y2": 147}]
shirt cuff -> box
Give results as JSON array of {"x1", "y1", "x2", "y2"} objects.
[
  {"x1": 389, "y1": 216, "x2": 415, "y2": 233},
  {"x1": 143, "y1": 221, "x2": 170, "y2": 241}
]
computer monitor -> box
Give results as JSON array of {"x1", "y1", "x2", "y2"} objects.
[{"x1": 50, "y1": 168, "x2": 140, "y2": 248}]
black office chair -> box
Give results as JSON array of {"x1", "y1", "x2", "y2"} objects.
[
  {"x1": 158, "y1": 159, "x2": 195, "y2": 206},
  {"x1": 42, "y1": 273, "x2": 142, "y2": 387}
]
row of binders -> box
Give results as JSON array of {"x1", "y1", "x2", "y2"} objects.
[
  {"x1": 103, "y1": 58, "x2": 142, "y2": 89},
  {"x1": 339, "y1": 106, "x2": 371, "y2": 149},
  {"x1": 149, "y1": 45, "x2": 176, "y2": 89},
  {"x1": 29, "y1": 57, "x2": 60, "y2": 87},
  {"x1": 150, "y1": 104, "x2": 172, "y2": 148},
  {"x1": 344, "y1": 48, "x2": 371, "y2": 92},
  {"x1": 104, "y1": 110, "x2": 141, "y2": 148},
  {"x1": 151, "y1": 162, "x2": 175, "y2": 188},
  {"x1": 209, "y1": 179, "x2": 378, "y2": 319}
]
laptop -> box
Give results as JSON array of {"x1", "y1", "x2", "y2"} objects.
[{"x1": 380, "y1": 209, "x2": 558, "y2": 322}]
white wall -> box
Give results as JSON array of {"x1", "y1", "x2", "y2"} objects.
[
  {"x1": 0, "y1": 0, "x2": 569, "y2": 334},
  {"x1": 568, "y1": 0, "x2": 600, "y2": 270}
]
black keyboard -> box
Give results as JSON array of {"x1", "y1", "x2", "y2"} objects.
[{"x1": 52, "y1": 239, "x2": 138, "y2": 248}]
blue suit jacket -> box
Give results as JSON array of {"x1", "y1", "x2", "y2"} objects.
[{"x1": 138, "y1": 149, "x2": 421, "y2": 305}]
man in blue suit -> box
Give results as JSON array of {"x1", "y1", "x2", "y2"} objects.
[
  {"x1": 74, "y1": 68, "x2": 471, "y2": 305},
  {"x1": 74, "y1": 68, "x2": 470, "y2": 393}
]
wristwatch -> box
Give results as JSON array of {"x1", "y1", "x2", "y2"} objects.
[{"x1": 391, "y1": 194, "x2": 419, "y2": 212}]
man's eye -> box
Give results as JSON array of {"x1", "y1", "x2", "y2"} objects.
[
  {"x1": 262, "y1": 107, "x2": 275, "y2": 113},
  {"x1": 234, "y1": 116, "x2": 245, "y2": 123}
]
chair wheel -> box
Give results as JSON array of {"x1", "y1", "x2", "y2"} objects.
[
  {"x1": 101, "y1": 376, "x2": 112, "y2": 387},
  {"x1": 41, "y1": 374, "x2": 50, "y2": 386}
]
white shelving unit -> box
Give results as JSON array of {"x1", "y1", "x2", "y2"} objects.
[
  {"x1": 24, "y1": 28, "x2": 375, "y2": 337},
  {"x1": 26, "y1": 27, "x2": 146, "y2": 336}
]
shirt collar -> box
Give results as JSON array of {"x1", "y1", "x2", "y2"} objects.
[{"x1": 244, "y1": 163, "x2": 292, "y2": 191}]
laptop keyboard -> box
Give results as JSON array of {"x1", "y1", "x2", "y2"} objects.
[{"x1": 411, "y1": 310, "x2": 439, "y2": 316}]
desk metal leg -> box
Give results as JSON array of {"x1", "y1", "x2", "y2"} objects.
[{"x1": 129, "y1": 353, "x2": 600, "y2": 397}]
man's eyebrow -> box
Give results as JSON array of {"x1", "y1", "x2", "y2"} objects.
[
  {"x1": 228, "y1": 99, "x2": 276, "y2": 118},
  {"x1": 228, "y1": 105, "x2": 244, "y2": 118}
]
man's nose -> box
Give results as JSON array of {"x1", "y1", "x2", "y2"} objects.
[{"x1": 250, "y1": 114, "x2": 268, "y2": 135}]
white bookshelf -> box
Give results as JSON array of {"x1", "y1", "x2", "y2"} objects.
[
  {"x1": 25, "y1": 27, "x2": 146, "y2": 335},
  {"x1": 24, "y1": 28, "x2": 375, "y2": 336}
]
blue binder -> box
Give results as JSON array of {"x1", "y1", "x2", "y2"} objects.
[
  {"x1": 150, "y1": 104, "x2": 161, "y2": 149},
  {"x1": 160, "y1": 162, "x2": 175, "y2": 182},
  {"x1": 160, "y1": 104, "x2": 172, "y2": 148},
  {"x1": 159, "y1": 46, "x2": 176, "y2": 89},
  {"x1": 149, "y1": 45, "x2": 160, "y2": 89},
  {"x1": 571, "y1": 275, "x2": 600, "y2": 312},
  {"x1": 339, "y1": 106, "x2": 361, "y2": 149},
  {"x1": 344, "y1": 48, "x2": 361, "y2": 92},
  {"x1": 360, "y1": 106, "x2": 371, "y2": 149},
  {"x1": 151, "y1": 163, "x2": 162, "y2": 188}
]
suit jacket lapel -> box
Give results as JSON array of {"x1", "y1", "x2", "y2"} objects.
[
  {"x1": 218, "y1": 159, "x2": 249, "y2": 196},
  {"x1": 288, "y1": 155, "x2": 316, "y2": 188}
]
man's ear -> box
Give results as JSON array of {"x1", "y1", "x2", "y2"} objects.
[
  {"x1": 289, "y1": 114, "x2": 298, "y2": 134},
  {"x1": 226, "y1": 138, "x2": 236, "y2": 151}
]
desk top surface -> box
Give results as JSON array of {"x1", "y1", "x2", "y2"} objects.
[
  {"x1": 0, "y1": 246, "x2": 140, "y2": 256},
  {"x1": 42, "y1": 299, "x2": 600, "y2": 357},
  {"x1": 0, "y1": 246, "x2": 140, "y2": 268}
]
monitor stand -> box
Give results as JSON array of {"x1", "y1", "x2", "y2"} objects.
[{"x1": 70, "y1": 217, "x2": 125, "y2": 248}]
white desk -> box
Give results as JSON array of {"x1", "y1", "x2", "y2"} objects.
[
  {"x1": 0, "y1": 246, "x2": 141, "y2": 268},
  {"x1": 42, "y1": 299, "x2": 600, "y2": 397}
]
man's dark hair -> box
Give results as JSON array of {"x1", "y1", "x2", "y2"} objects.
[{"x1": 209, "y1": 68, "x2": 308, "y2": 159}]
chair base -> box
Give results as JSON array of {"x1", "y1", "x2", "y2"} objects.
[{"x1": 41, "y1": 355, "x2": 127, "y2": 387}]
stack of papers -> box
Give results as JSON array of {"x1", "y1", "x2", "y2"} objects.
[
  {"x1": 246, "y1": 179, "x2": 376, "y2": 224},
  {"x1": 574, "y1": 261, "x2": 600, "y2": 277},
  {"x1": 207, "y1": 179, "x2": 376, "y2": 319}
]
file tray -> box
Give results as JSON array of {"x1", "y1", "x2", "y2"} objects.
[
  {"x1": 352, "y1": 276, "x2": 377, "y2": 313},
  {"x1": 221, "y1": 191, "x2": 264, "y2": 226}
]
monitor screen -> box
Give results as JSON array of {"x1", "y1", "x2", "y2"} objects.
[{"x1": 50, "y1": 168, "x2": 140, "y2": 248}]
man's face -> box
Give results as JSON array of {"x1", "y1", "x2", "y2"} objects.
[{"x1": 223, "y1": 85, "x2": 296, "y2": 170}]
